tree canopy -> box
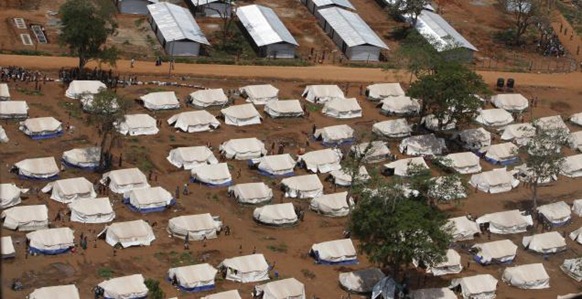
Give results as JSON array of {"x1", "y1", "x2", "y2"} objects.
[
  {"x1": 388, "y1": 0, "x2": 429, "y2": 26},
  {"x1": 59, "y1": 0, "x2": 118, "y2": 74},
  {"x1": 498, "y1": 0, "x2": 548, "y2": 45}
]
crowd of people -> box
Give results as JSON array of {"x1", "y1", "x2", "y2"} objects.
[
  {"x1": 536, "y1": 24, "x2": 566, "y2": 57},
  {"x1": 0, "y1": 66, "x2": 46, "y2": 83}
]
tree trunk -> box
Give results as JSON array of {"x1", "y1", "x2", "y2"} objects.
[{"x1": 532, "y1": 181, "x2": 538, "y2": 211}]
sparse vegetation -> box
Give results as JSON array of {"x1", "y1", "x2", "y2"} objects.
[
  {"x1": 267, "y1": 243, "x2": 288, "y2": 253},
  {"x1": 17, "y1": 87, "x2": 43, "y2": 96},
  {"x1": 97, "y1": 267, "x2": 114, "y2": 278},
  {"x1": 301, "y1": 269, "x2": 316, "y2": 279},
  {"x1": 145, "y1": 279, "x2": 165, "y2": 299},
  {"x1": 154, "y1": 251, "x2": 197, "y2": 267}
]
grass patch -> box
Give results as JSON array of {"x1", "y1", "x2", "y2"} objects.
[
  {"x1": 267, "y1": 243, "x2": 288, "y2": 253},
  {"x1": 557, "y1": 2, "x2": 582, "y2": 35},
  {"x1": 134, "y1": 18, "x2": 146, "y2": 27},
  {"x1": 305, "y1": 103, "x2": 319, "y2": 112},
  {"x1": 128, "y1": 145, "x2": 155, "y2": 172},
  {"x1": 145, "y1": 87, "x2": 167, "y2": 93},
  {"x1": 98, "y1": 267, "x2": 114, "y2": 278},
  {"x1": 154, "y1": 251, "x2": 197, "y2": 267},
  {"x1": 17, "y1": 87, "x2": 43, "y2": 96},
  {"x1": 58, "y1": 101, "x2": 83, "y2": 119},
  {"x1": 10, "y1": 49, "x2": 51, "y2": 56},
  {"x1": 301, "y1": 269, "x2": 316, "y2": 279}
]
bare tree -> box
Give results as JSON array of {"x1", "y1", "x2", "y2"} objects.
[{"x1": 499, "y1": 0, "x2": 547, "y2": 44}]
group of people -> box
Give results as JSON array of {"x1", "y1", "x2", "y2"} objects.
[
  {"x1": 0, "y1": 66, "x2": 45, "y2": 83},
  {"x1": 536, "y1": 24, "x2": 566, "y2": 58}
]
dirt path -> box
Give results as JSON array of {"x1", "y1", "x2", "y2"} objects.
[
  {"x1": 553, "y1": 13, "x2": 582, "y2": 65},
  {"x1": 2, "y1": 54, "x2": 582, "y2": 90}
]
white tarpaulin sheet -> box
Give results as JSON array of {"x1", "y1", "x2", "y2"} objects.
[
  {"x1": 570, "y1": 112, "x2": 582, "y2": 126},
  {"x1": 228, "y1": 182, "x2": 273, "y2": 204},
  {"x1": 188, "y1": 89, "x2": 228, "y2": 107},
  {"x1": 168, "y1": 110, "x2": 220, "y2": 133},
  {"x1": 116, "y1": 114, "x2": 159, "y2": 136},
  {"x1": 446, "y1": 216, "x2": 480, "y2": 241},
  {"x1": 105, "y1": 220, "x2": 155, "y2": 248},
  {"x1": 0, "y1": 83, "x2": 10, "y2": 100},
  {"x1": 472, "y1": 239, "x2": 517, "y2": 264},
  {"x1": 0, "y1": 125, "x2": 8, "y2": 142},
  {"x1": 1, "y1": 236, "x2": 16, "y2": 258},
  {"x1": 298, "y1": 148, "x2": 342, "y2": 173},
  {"x1": 302, "y1": 85, "x2": 344, "y2": 104},
  {"x1": 314, "y1": 124, "x2": 354, "y2": 145},
  {"x1": 140, "y1": 91, "x2": 180, "y2": 110},
  {"x1": 522, "y1": 231, "x2": 567, "y2": 254},
  {"x1": 537, "y1": 201, "x2": 571, "y2": 225},
  {"x1": 380, "y1": 96, "x2": 420, "y2": 115},
  {"x1": 27, "y1": 227, "x2": 74, "y2": 254},
  {"x1": 168, "y1": 263, "x2": 218, "y2": 291},
  {"x1": 573, "y1": 199, "x2": 582, "y2": 216},
  {"x1": 0, "y1": 183, "x2": 27, "y2": 209},
  {"x1": 167, "y1": 146, "x2": 218, "y2": 169},
  {"x1": 535, "y1": 115, "x2": 570, "y2": 133},
  {"x1": 351, "y1": 141, "x2": 391, "y2": 163},
  {"x1": 253, "y1": 202, "x2": 298, "y2": 225},
  {"x1": 475, "y1": 108, "x2": 514, "y2": 127},
  {"x1": 264, "y1": 99, "x2": 304, "y2": 118},
  {"x1": 101, "y1": 168, "x2": 150, "y2": 194},
  {"x1": 281, "y1": 174, "x2": 323, "y2": 198},
  {"x1": 372, "y1": 118, "x2": 412, "y2": 138},
  {"x1": 366, "y1": 83, "x2": 405, "y2": 100},
  {"x1": 561, "y1": 258, "x2": 582, "y2": 282},
  {"x1": 426, "y1": 249, "x2": 462, "y2": 276},
  {"x1": 443, "y1": 152, "x2": 481, "y2": 174},
  {"x1": 220, "y1": 137, "x2": 267, "y2": 160},
  {"x1": 569, "y1": 131, "x2": 582, "y2": 151},
  {"x1": 421, "y1": 114, "x2": 456, "y2": 131},
  {"x1": 310, "y1": 192, "x2": 352, "y2": 217},
  {"x1": 501, "y1": 123, "x2": 535, "y2": 146},
  {"x1": 252, "y1": 154, "x2": 296, "y2": 176},
  {"x1": 14, "y1": 157, "x2": 59, "y2": 179},
  {"x1": 491, "y1": 93, "x2": 529, "y2": 112},
  {"x1": 219, "y1": 254, "x2": 270, "y2": 283},
  {"x1": 1, "y1": 205, "x2": 48, "y2": 231},
  {"x1": 42, "y1": 177, "x2": 96, "y2": 203},
  {"x1": 19, "y1": 117, "x2": 62, "y2": 137},
  {"x1": 339, "y1": 268, "x2": 385, "y2": 293},
  {"x1": 202, "y1": 290, "x2": 242, "y2": 299},
  {"x1": 469, "y1": 168, "x2": 519, "y2": 193},
  {"x1": 311, "y1": 239, "x2": 357, "y2": 264},
  {"x1": 29, "y1": 285, "x2": 80, "y2": 299},
  {"x1": 383, "y1": 157, "x2": 429, "y2": 177},
  {"x1": 98, "y1": 274, "x2": 148, "y2": 299},
  {"x1": 410, "y1": 288, "x2": 456, "y2": 299},
  {"x1": 449, "y1": 274, "x2": 498, "y2": 299},
  {"x1": 457, "y1": 127, "x2": 491, "y2": 150},
  {"x1": 221, "y1": 103, "x2": 262, "y2": 126},
  {"x1": 65, "y1": 80, "x2": 106, "y2": 99},
  {"x1": 561, "y1": 154, "x2": 582, "y2": 178},
  {"x1": 0, "y1": 101, "x2": 28, "y2": 118},
  {"x1": 476, "y1": 209, "x2": 533, "y2": 234},
  {"x1": 168, "y1": 213, "x2": 220, "y2": 240},
  {"x1": 191, "y1": 163, "x2": 232, "y2": 186},
  {"x1": 126, "y1": 186, "x2": 173, "y2": 211},
  {"x1": 255, "y1": 278, "x2": 305, "y2": 299},
  {"x1": 69, "y1": 197, "x2": 115, "y2": 223},
  {"x1": 483, "y1": 142, "x2": 519, "y2": 164},
  {"x1": 62, "y1": 147, "x2": 101, "y2": 169},
  {"x1": 240, "y1": 84, "x2": 279, "y2": 105},
  {"x1": 329, "y1": 166, "x2": 370, "y2": 186},
  {"x1": 399, "y1": 134, "x2": 446, "y2": 156},
  {"x1": 322, "y1": 98, "x2": 362, "y2": 119},
  {"x1": 502, "y1": 263, "x2": 550, "y2": 289}
]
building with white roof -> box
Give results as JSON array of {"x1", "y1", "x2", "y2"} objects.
[{"x1": 185, "y1": 0, "x2": 233, "y2": 18}]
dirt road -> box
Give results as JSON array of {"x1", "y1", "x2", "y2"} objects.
[{"x1": 1, "y1": 54, "x2": 581, "y2": 90}]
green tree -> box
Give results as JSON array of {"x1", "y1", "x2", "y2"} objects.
[
  {"x1": 59, "y1": 0, "x2": 118, "y2": 75},
  {"x1": 395, "y1": 31, "x2": 443, "y2": 80},
  {"x1": 144, "y1": 278, "x2": 165, "y2": 299},
  {"x1": 498, "y1": 0, "x2": 547, "y2": 45},
  {"x1": 407, "y1": 63, "x2": 489, "y2": 131},
  {"x1": 388, "y1": 0, "x2": 429, "y2": 26}
]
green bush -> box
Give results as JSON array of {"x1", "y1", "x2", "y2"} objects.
[{"x1": 145, "y1": 279, "x2": 165, "y2": 299}]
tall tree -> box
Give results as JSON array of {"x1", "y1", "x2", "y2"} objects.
[
  {"x1": 407, "y1": 63, "x2": 489, "y2": 131},
  {"x1": 388, "y1": 0, "x2": 429, "y2": 26},
  {"x1": 498, "y1": 0, "x2": 546, "y2": 44},
  {"x1": 59, "y1": 0, "x2": 118, "y2": 75}
]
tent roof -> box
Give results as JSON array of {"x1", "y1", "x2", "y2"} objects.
[
  {"x1": 311, "y1": 238, "x2": 356, "y2": 258},
  {"x1": 475, "y1": 109, "x2": 514, "y2": 126},
  {"x1": 191, "y1": 162, "x2": 231, "y2": 179},
  {"x1": 317, "y1": 7, "x2": 388, "y2": 48},
  {"x1": 476, "y1": 209, "x2": 530, "y2": 228},
  {"x1": 300, "y1": 148, "x2": 342, "y2": 165},
  {"x1": 68, "y1": 197, "x2": 114, "y2": 215},
  {"x1": 169, "y1": 213, "x2": 216, "y2": 231},
  {"x1": 169, "y1": 146, "x2": 214, "y2": 162},
  {"x1": 1, "y1": 205, "x2": 48, "y2": 222},
  {"x1": 313, "y1": 0, "x2": 355, "y2": 9},
  {"x1": 444, "y1": 152, "x2": 480, "y2": 169},
  {"x1": 351, "y1": 141, "x2": 391, "y2": 158},
  {"x1": 372, "y1": 118, "x2": 412, "y2": 136},
  {"x1": 523, "y1": 231, "x2": 566, "y2": 250},
  {"x1": 265, "y1": 99, "x2": 303, "y2": 114},
  {"x1": 236, "y1": 5, "x2": 298, "y2": 46},
  {"x1": 472, "y1": 239, "x2": 518, "y2": 260},
  {"x1": 491, "y1": 93, "x2": 529, "y2": 111},
  {"x1": 240, "y1": 84, "x2": 279, "y2": 99},
  {"x1": 129, "y1": 186, "x2": 172, "y2": 204},
  {"x1": 121, "y1": 114, "x2": 157, "y2": 129},
  {"x1": 201, "y1": 290, "x2": 242, "y2": 299},
  {"x1": 312, "y1": 192, "x2": 349, "y2": 210},
  {"x1": 29, "y1": 284, "x2": 80, "y2": 299},
  {"x1": 26, "y1": 227, "x2": 75, "y2": 246},
  {"x1": 485, "y1": 142, "x2": 519, "y2": 160},
  {"x1": 45, "y1": 177, "x2": 93, "y2": 196},
  {"x1": 63, "y1": 147, "x2": 101, "y2": 164},
  {"x1": 189, "y1": 88, "x2": 228, "y2": 104},
  {"x1": 221, "y1": 103, "x2": 260, "y2": 119},
  {"x1": 323, "y1": 97, "x2": 362, "y2": 112},
  {"x1": 104, "y1": 168, "x2": 148, "y2": 185},
  {"x1": 108, "y1": 220, "x2": 154, "y2": 239},
  {"x1": 281, "y1": 174, "x2": 323, "y2": 190},
  {"x1": 536, "y1": 115, "x2": 569, "y2": 132},
  {"x1": 314, "y1": 124, "x2": 354, "y2": 140},
  {"x1": 458, "y1": 127, "x2": 491, "y2": 143},
  {"x1": 140, "y1": 91, "x2": 179, "y2": 106},
  {"x1": 21, "y1": 117, "x2": 61, "y2": 132},
  {"x1": 0, "y1": 101, "x2": 28, "y2": 115},
  {"x1": 229, "y1": 182, "x2": 273, "y2": 199},
  {"x1": 410, "y1": 288, "x2": 457, "y2": 299},
  {"x1": 257, "y1": 278, "x2": 305, "y2": 298},
  {"x1": 0, "y1": 83, "x2": 10, "y2": 98},
  {"x1": 254, "y1": 202, "x2": 297, "y2": 222},
  {"x1": 98, "y1": 274, "x2": 148, "y2": 297},
  {"x1": 147, "y1": 2, "x2": 209, "y2": 44},
  {"x1": 537, "y1": 201, "x2": 571, "y2": 222},
  {"x1": 414, "y1": 10, "x2": 477, "y2": 52},
  {"x1": 303, "y1": 85, "x2": 345, "y2": 99},
  {"x1": 1, "y1": 236, "x2": 15, "y2": 257},
  {"x1": 446, "y1": 216, "x2": 480, "y2": 239},
  {"x1": 384, "y1": 157, "x2": 429, "y2": 176},
  {"x1": 15, "y1": 157, "x2": 59, "y2": 175},
  {"x1": 451, "y1": 274, "x2": 498, "y2": 296},
  {"x1": 502, "y1": 263, "x2": 549, "y2": 286},
  {"x1": 168, "y1": 110, "x2": 220, "y2": 127},
  {"x1": 168, "y1": 263, "x2": 218, "y2": 283},
  {"x1": 66, "y1": 80, "x2": 106, "y2": 98},
  {"x1": 366, "y1": 83, "x2": 405, "y2": 98},
  {"x1": 470, "y1": 168, "x2": 515, "y2": 187},
  {"x1": 339, "y1": 268, "x2": 385, "y2": 293},
  {"x1": 220, "y1": 253, "x2": 269, "y2": 272}
]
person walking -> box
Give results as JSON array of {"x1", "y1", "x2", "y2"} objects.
[{"x1": 130, "y1": 59, "x2": 135, "y2": 68}]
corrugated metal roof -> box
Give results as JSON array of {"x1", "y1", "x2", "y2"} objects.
[
  {"x1": 147, "y1": 2, "x2": 209, "y2": 45},
  {"x1": 415, "y1": 10, "x2": 477, "y2": 52},
  {"x1": 318, "y1": 7, "x2": 388, "y2": 49},
  {"x1": 236, "y1": 5, "x2": 298, "y2": 47},
  {"x1": 312, "y1": 0, "x2": 355, "y2": 10}
]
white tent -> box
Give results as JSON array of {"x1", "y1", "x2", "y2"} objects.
[
  {"x1": 314, "y1": 124, "x2": 354, "y2": 145},
  {"x1": 228, "y1": 182, "x2": 273, "y2": 204},
  {"x1": 310, "y1": 192, "x2": 353, "y2": 217},
  {"x1": 255, "y1": 278, "x2": 305, "y2": 299},
  {"x1": 561, "y1": 154, "x2": 582, "y2": 178},
  {"x1": 491, "y1": 93, "x2": 529, "y2": 112},
  {"x1": 371, "y1": 277, "x2": 397, "y2": 299},
  {"x1": 380, "y1": 96, "x2": 420, "y2": 115},
  {"x1": 220, "y1": 137, "x2": 267, "y2": 160},
  {"x1": 125, "y1": 186, "x2": 174, "y2": 213},
  {"x1": 569, "y1": 227, "x2": 582, "y2": 244},
  {"x1": 535, "y1": 115, "x2": 570, "y2": 133},
  {"x1": 14, "y1": 157, "x2": 59, "y2": 180},
  {"x1": 0, "y1": 101, "x2": 28, "y2": 119},
  {"x1": 65, "y1": 80, "x2": 106, "y2": 99},
  {"x1": 302, "y1": 85, "x2": 344, "y2": 103},
  {"x1": 410, "y1": 288, "x2": 456, "y2": 299},
  {"x1": 366, "y1": 83, "x2": 405, "y2": 100},
  {"x1": 446, "y1": 216, "x2": 480, "y2": 241},
  {"x1": 240, "y1": 84, "x2": 279, "y2": 105},
  {"x1": 101, "y1": 168, "x2": 150, "y2": 194},
  {"x1": 571, "y1": 112, "x2": 582, "y2": 126},
  {"x1": 501, "y1": 123, "x2": 535, "y2": 146},
  {"x1": 428, "y1": 176, "x2": 467, "y2": 201},
  {"x1": 281, "y1": 174, "x2": 324, "y2": 198},
  {"x1": 0, "y1": 125, "x2": 8, "y2": 143},
  {"x1": 421, "y1": 114, "x2": 456, "y2": 131},
  {"x1": 104, "y1": 219, "x2": 155, "y2": 248},
  {"x1": 27, "y1": 227, "x2": 75, "y2": 255},
  {"x1": 329, "y1": 166, "x2": 370, "y2": 186},
  {"x1": 449, "y1": 274, "x2": 498, "y2": 299},
  {"x1": 456, "y1": 127, "x2": 491, "y2": 151},
  {"x1": 472, "y1": 239, "x2": 518, "y2": 265},
  {"x1": 475, "y1": 108, "x2": 514, "y2": 127},
  {"x1": 98, "y1": 274, "x2": 148, "y2": 299},
  {"x1": 168, "y1": 263, "x2": 218, "y2": 292},
  {"x1": 221, "y1": 103, "x2": 262, "y2": 126},
  {"x1": 339, "y1": 268, "x2": 385, "y2": 294},
  {"x1": 442, "y1": 152, "x2": 481, "y2": 174},
  {"x1": 0, "y1": 83, "x2": 10, "y2": 100},
  {"x1": 69, "y1": 197, "x2": 115, "y2": 223},
  {"x1": 202, "y1": 290, "x2": 242, "y2": 299},
  {"x1": 399, "y1": 134, "x2": 447, "y2": 156},
  {"x1": 168, "y1": 213, "x2": 221, "y2": 241},
  {"x1": 167, "y1": 110, "x2": 220, "y2": 133},
  {"x1": 140, "y1": 91, "x2": 180, "y2": 110},
  {"x1": 502, "y1": 263, "x2": 550, "y2": 289},
  {"x1": 469, "y1": 168, "x2": 519, "y2": 193},
  {"x1": 167, "y1": 146, "x2": 218, "y2": 169},
  {"x1": 573, "y1": 199, "x2": 582, "y2": 216},
  {"x1": 537, "y1": 201, "x2": 571, "y2": 226},
  {"x1": 80, "y1": 95, "x2": 119, "y2": 112},
  {"x1": 188, "y1": 89, "x2": 229, "y2": 108},
  {"x1": 298, "y1": 148, "x2": 342, "y2": 173},
  {"x1": 252, "y1": 154, "x2": 296, "y2": 176},
  {"x1": 19, "y1": 117, "x2": 63, "y2": 139},
  {"x1": 383, "y1": 157, "x2": 429, "y2": 177},
  {"x1": 191, "y1": 163, "x2": 232, "y2": 186},
  {"x1": 522, "y1": 231, "x2": 567, "y2": 254},
  {"x1": 0, "y1": 183, "x2": 28, "y2": 209},
  {"x1": 322, "y1": 98, "x2": 362, "y2": 119},
  {"x1": 569, "y1": 131, "x2": 582, "y2": 151},
  {"x1": 476, "y1": 209, "x2": 532, "y2": 234},
  {"x1": 29, "y1": 285, "x2": 80, "y2": 299},
  {"x1": 1, "y1": 236, "x2": 16, "y2": 259},
  {"x1": 310, "y1": 239, "x2": 357, "y2": 265},
  {"x1": 264, "y1": 99, "x2": 304, "y2": 118},
  {"x1": 116, "y1": 114, "x2": 159, "y2": 136},
  {"x1": 351, "y1": 141, "x2": 391, "y2": 163},
  {"x1": 372, "y1": 118, "x2": 412, "y2": 138},
  {"x1": 483, "y1": 142, "x2": 519, "y2": 165},
  {"x1": 426, "y1": 249, "x2": 462, "y2": 276},
  {"x1": 219, "y1": 254, "x2": 270, "y2": 283},
  {"x1": 62, "y1": 147, "x2": 101, "y2": 170},
  {"x1": 253, "y1": 202, "x2": 298, "y2": 226},
  {"x1": 561, "y1": 257, "x2": 582, "y2": 282},
  {"x1": 42, "y1": 177, "x2": 97, "y2": 203},
  {"x1": 1, "y1": 205, "x2": 48, "y2": 231}
]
